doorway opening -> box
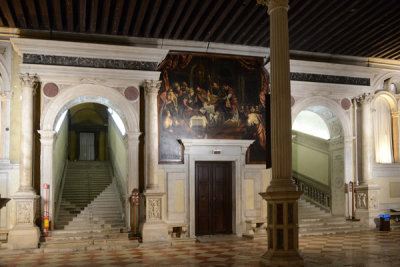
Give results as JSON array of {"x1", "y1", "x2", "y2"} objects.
[{"x1": 195, "y1": 161, "x2": 232, "y2": 235}]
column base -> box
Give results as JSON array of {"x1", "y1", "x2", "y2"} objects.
[
  {"x1": 355, "y1": 184, "x2": 380, "y2": 229},
  {"x1": 260, "y1": 250, "x2": 304, "y2": 266},
  {"x1": 141, "y1": 221, "x2": 169, "y2": 242},
  {"x1": 7, "y1": 225, "x2": 40, "y2": 249},
  {"x1": 141, "y1": 191, "x2": 168, "y2": 242}
]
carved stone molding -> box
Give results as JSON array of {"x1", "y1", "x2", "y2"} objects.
[
  {"x1": 148, "y1": 198, "x2": 162, "y2": 220},
  {"x1": 0, "y1": 91, "x2": 13, "y2": 100},
  {"x1": 144, "y1": 80, "x2": 161, "y2": 94},
  {"x1": 38, "y1": 130, "x2": 56, "y2": 146},
  {"x1": 356, "y1": 192, "x2": 368, "y2": 209},
  {"x1": 16, "y1": 201, "x2": 33, "y2": 224},
  {"x1": 19, "y1": 73, "x2": 38, "y2": 91},
  {"x1": 355, "y1": 93, "x2": 374, "y2": 105}
]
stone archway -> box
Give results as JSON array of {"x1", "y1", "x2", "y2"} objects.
[
  {"x1": 39, "y1": 83, "x2": 141, "y2": 230},
  {"x1": 292, "y1": 96, "x2": 351, "y2": 217}
]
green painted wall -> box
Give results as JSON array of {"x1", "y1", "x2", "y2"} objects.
[
  {"x1": 292, "y1": 142, "x2": 329, "y2": 185},
  {"x1": 108, "y1": 117, "x2": 127, "y2": 187},
  {"x1": 54, "y1": 116, "x2": 69, "y2": 198}
]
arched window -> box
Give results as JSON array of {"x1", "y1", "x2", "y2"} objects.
[
  {"x1": 292, "y1": 110, "x2": 330, "y2": 140},
  {"x1": 373, "y1": 96, "x2": 394, "y2": 163}
]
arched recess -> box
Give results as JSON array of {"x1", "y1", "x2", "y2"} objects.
[
  {"x1": 372, "y1": 91, "x2": 399, "y2": 163},
  {"x1": 40, "y1": 83, "x2": 141, "y2": 230},
  {"x1": 292, "y1": 96, "x2": 351, "y2": 217}
]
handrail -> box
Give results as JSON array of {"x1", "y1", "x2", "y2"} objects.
[
  {"x1": 54, "y1": 160, "x2": 68, "y2": 227},
  {"x1": 292, "y1": 171, "x2": 331, "y2": 211}
]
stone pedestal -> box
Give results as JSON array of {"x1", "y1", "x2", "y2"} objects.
[
  {"x1": 141, "y1": 192, "x2": 168, "y2": 242},
  {"x1": 355, "y1": 185, "x2": 380, "y2": 228},
  {"x1": 7, "y1": 192, "x2": 40, "y2": 249}
]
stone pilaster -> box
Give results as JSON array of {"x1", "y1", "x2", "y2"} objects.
[
  {"x1": 8, "y1": 73, "x2": 40, "y2": 249},
  {"x1": 141, "y1": 80, "x2": 168, "y2": 242},
  {"x1": 0, "y1": 91, "x2": 12, "y2": 161},
  {"x1": 391, "y1": 111, "x2": 399, "y2": 162},
  {"x1": 257, "y1": 0, "x2": 304, "y2": 265},
  {"x1": 354, "y1": 93, "x2": 380, "y2": 228}
]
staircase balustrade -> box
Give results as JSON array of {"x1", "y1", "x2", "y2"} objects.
[{"x1": 293, "y1": 171, "x2": 331, "y2": 211}]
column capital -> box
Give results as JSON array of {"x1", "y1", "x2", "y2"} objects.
[
  {"x1": 19, "y1": 73, "x2": 39, "y2": 89},
  {"x1": 0, "y1": 91, "x2": 13, "y2": 100},
  {"x1": 38, "y1": 130, "x2": 56, "y2": 146},
  {"x1": 355, "y1": 93, "x2": 374, "y2": 105},
  {"x1": 144, "y1": 80, "x2": 161, "y2": 94},
  {"x1": 126, "y1": 131, "x2": 142, "y2": 144},
  {"x1": 391, "y1": 111, "x2": 400, "y2": 118},
  {"x1": 257, "y1": 0, "x2": 289, "y2": 14}
]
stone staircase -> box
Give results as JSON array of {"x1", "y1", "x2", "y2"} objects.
[
  {"x1": 41, "y1": 161, "x2": 136, "y2": 251},
  {"x1": 299, "y1": 198, "x2": 366, "y2": 236}
]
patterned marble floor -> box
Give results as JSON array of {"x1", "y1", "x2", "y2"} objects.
[{"x1": 1, "y1": 229, "x2": 400, "y2": 266}]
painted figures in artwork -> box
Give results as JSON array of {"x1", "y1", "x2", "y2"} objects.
[{"x1": 158, "y1": 54, "x2": 269, "y2": 163}]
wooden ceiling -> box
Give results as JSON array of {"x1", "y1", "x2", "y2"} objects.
[{"x1": 0, "y1": 0, "x2": 399, "y2": 60}]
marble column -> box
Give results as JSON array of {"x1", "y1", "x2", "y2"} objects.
[
  {"x1": 38, "y1": 130, "x2": 55, "y2": 229},
  {"x1": 257, "y1": 0, "x2": 303, "y2": 265},
  {"x1": 8, "y1": 73, "x2": 40, "y2": 249},
  {"x1": 141, "y1": 80, "x2": 168, "y2": 242},
  {"x1": 0, "y1": 91, "x2": 12, "y2": 161},
  {"x1": 354, "y1": 93, "x2": 380, "y2": 228},
  {"x1": 391, "y1": 111, "x2": 399, "y2": 162}
]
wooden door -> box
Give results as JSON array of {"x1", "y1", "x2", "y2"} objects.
[
  {"x1": 79, "y1": 132, "x2": 95, "y2": 160},
  {"x1": 195, "y1": 161, "x2": 232, "y2": 235}
]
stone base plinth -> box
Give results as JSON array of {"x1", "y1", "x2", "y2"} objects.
[
  {"x1": 355, "y1": 184, "x2": 380, "y2": 229},
  {"x1": 7, "y1": 225, "x2": 40, "y2": 249},
  {"x1": 141, "y1": 222, "x2": 168, "y2": 242},
  {"x1": 260, "y1": 250, "x2": 304, "y2": 266}
]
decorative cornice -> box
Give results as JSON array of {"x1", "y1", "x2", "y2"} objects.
[
  {"x1": 144, "y1": 80, "x2": 161, "y2": 94},
  {"x1": 22, "y1": 54, "x2": 158, "y2": 71},
  {"x1": 290, "y1": 72, "x2": 370, "y2": 86},
  {"x1": 11, "y1": 38, "x2": 169, "y2": 64}
]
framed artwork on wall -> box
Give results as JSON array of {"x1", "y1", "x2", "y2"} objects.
[{"x1": 158, "y1": 53, "x2": 270, "y2": 165}]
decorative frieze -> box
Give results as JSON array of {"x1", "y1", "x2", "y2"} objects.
[
  {"x1": 148, "y1": 198, "x2": 162, "y2": 220},
  {"x1": 291, "y1": 72, "x2": 370, "y2": 86},
  {"x1": 23, "y1": 54, "x2": 158, "y2": 71},
  {"x1": 16, "y1": 201, "x2": 33, "y2": 224}
]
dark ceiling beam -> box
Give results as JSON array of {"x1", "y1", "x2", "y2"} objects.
[
  {"x1": 215, "y1": 0, "x2": 250, "y2": 42},
  {"x1": 290, "y1": 0, "x2": 347, "y2": 47},
  {"x1": 225, "y1": 4, "x2": 258, "y2": 43},
  {"x1": 0, "y1": 16, "x2": 3, "y2": 27},
  {"x1": 121, "y1": 0, "x2": 136, "y2": 35},
  {"x1": 234, "y1": 7, "x2": 266, "y2": 44},
  {"x1": 25, "y1": 0, "x2": 39, "y2": 28},
  {"x1": 183, "y1": 0, "x2": 211, "y2": 40},
  {"x1": 322, "y1": 2, "x2": 386, "y2": 53},
  {"x1": 52, "y1": 0, "x2": 63, "y2": 30},
  {"x1": 65, "y1": 0, "x2": 74, "y2": 31},
  {"x1": 351, "y1": 17, "x2": 400, "y2": 56},
  {"x1": 144, "y1": 0, "x2": 162, "y2": 37},
  {"x1": 132, "y1": 0, "x2": 150, "y2": 36},
  {"x1": 38, "y1": 0, "x2": 50, "y2": 29},
  {"x1": 289, "y1": 0, "x2": 322, "y2": 33},
  {"x1": 111, "y1": 0, "x2": 124, "y2": 34},
  {"x1": 153, "y1": 0, "x2": 174, "y2": 37},
  {"x1": 246, "y1": 23, "x2": 268, "y2": 46},
  {"x1": 172, "y1": 0, "x2": 197, "y2": 39},
  {"x1": 13, "y1": 0, "x2": 27, "y2": 28},
  {"x1": 204, "y1": 0, "x2": 237, "y2": 41},
  {"x1": 100, "y1": 0, "x2": 111, "y2": 34},
  {"x1": 164, "y1": 0, "x2": 187, "y2": 39},
  {"x1": 89, "y1": 0, "x2": 98, "y2": 33},
  {"x1": 300, "y1": 0, "x2": 361, "y2": 52},
  {"x1": 193, "y1": 0, "x2": 224, "y2": 40},
  {"x1": 79, "y1": 0, "x2": 87, "y2": 32},
  {"x1": 0, "y1": 0, "x2": 16, "y2": 28},
  {"x1": 337, "y1": 5, "x2": 399, "y2": 55},
  {"x1": 371, "y1": 37, "x2": 400, "y2": 58}
]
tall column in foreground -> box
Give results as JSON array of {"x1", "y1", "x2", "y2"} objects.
[
  {"x1": 257, "y1": 0, "x2": 304, "y2": 265},
  {"x1": 141, "y1": 80, "x2": 168, "y2": 242},
  {"x1": 355, "y1": 93, "x2": 380, "y2": 228},
  {"x1": 8, "y1": 73, "x2": 40, "y2": 249}
]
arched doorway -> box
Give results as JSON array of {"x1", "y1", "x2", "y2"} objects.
[
  {"x1": 292, "y1": 97, "x2": 351, "y2": 217},
  {"x1": 39, "y1": 84, "x2": 141, "y2": 230}
]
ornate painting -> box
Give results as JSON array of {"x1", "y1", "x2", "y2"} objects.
[{"x1": 158, "y1": 53, "x2": 270, "y2": 164}]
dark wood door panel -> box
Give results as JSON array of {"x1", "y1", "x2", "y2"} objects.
[{"x1": 195, "y1": 161, "x2": 232, "y2": 235}]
